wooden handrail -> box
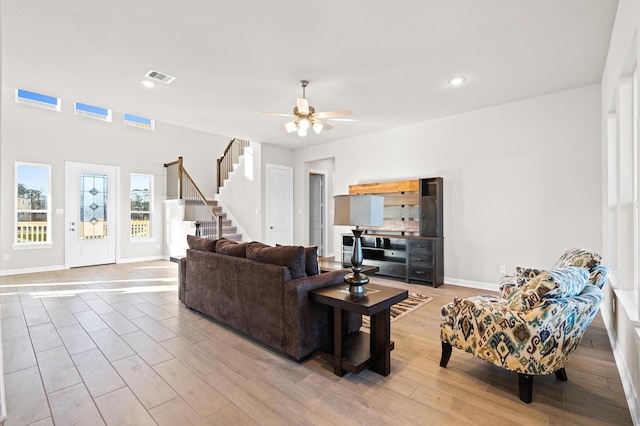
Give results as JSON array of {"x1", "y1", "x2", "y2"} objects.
[
  {"x1": 164, "y1": 156, "x2": 223, "y2": 238},
  {"x1": 181, "y1": 167, "x2": 209, "y2": 206},
  {"x1": 217, "y1": 138, "x2": 249, "y2": 194}
]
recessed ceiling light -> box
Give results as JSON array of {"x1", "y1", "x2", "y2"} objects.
[
  {"x1": 448, "y1": 76, "x2": 466, "y2": 86},
  {"x1": 140, "y1": 80, "x2": 155, "y2": 88}
]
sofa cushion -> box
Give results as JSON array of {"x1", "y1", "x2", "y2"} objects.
[
  {"x1": 216, "y1": 238, "x2": 247, "y2": 257},
  {"x1": 304, "y1": 246, "x2": 320, "y2": 276},
  {"x1": 507, "y1": 267, "x2": 588, "y2": 311},
  {"x1": 247, "y1": 242, "x2": 306, "y2": 279},
  {"x1": 187, "y1": 235, "x2": 216, "y2": 252}
]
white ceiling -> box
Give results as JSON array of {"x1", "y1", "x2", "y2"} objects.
[{"x1": 1, "y1": 0, "x2": 618, "y2": 148}]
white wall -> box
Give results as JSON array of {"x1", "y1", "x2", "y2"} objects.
[
  {"x1": 599, "y1": 0, "x2": 640, "y2": 420},
  {"x1": 296, "y1": 85, "x2": 602, "y2": 287},
  {"x1": 0, "y1": 87, "x2": 230, "y2": 274},
  {"x1": 217, "y1": 143, "x2": 262, "y2": 241}
]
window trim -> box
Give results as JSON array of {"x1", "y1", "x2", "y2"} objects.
[
  {"x1": 14, "y1": 162, "x2": 52, "y2": 248},
  {"x1": 129, "y1": 173, "x2": 154, "y2": 242}
]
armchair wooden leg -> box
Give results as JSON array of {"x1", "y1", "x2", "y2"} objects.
[
  {"x1": 555, "y1": 368, "x2": 568, "y2": 381},
  {"x1": 439, "y1": 341, "x2": 452, "y2": 367},
  {"x1": 518, "y1": 373, "x2": 534, "y2": 404}
]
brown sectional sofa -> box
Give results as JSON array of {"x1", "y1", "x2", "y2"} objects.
[{"x1": 178, "y1": 236, "x2": 361, "y2": 361}]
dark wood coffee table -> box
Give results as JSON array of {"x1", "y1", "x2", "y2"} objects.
[{"x1": 310, "y1": 283, "x2": 408, "y2": 377}]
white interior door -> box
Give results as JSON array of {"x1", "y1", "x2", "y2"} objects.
[
  {"x1": 266, "y1": 164, "x2": 293, "y2": 245},
  {"x1": 66, "y1": 162, "x2": 118, "y2": 267},
  {"x1": 309, "y1": 173, "x2": 325, "y2": 256}
]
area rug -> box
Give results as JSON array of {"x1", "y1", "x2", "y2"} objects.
[{"x1": 360, "y1": 292, "x2": 434, "y2": 331}]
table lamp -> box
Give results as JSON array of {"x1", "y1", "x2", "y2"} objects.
[
  {"x1": 184, "y1": 204, "x2": 211, "y2": 236},
  {"x1": 334, "y1": 194, "x2": 384, "y2": 295}
]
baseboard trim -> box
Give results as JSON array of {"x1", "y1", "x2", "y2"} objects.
[
  {"x1": 0, "y1": 264, "x2": 65, "y2": 277},
  {"x1": 444, "y1": 276, "x2": 499, "y2": 292},
  {"x1": 117, "y1": 255, "x2": 165, "y2": 264},
  {"x1": 0, "y1": 256, "x2": 167, "y2": 276},
  {"x1": 601, "y1": 309, "x2": 640, "y2": 426}
]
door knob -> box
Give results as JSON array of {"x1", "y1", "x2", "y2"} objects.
[
  {"x1": 69, "y1": 228, "x2": 75, "y2": 231},
  {"x1": 269, "y1": 226, "x2": 274, "y2": 229}
]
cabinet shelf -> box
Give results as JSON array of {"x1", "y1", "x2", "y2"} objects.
[{"x1": 343, "y1": 177, "x2": 444, "y2": 287}]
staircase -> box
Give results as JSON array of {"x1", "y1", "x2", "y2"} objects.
[
  {"x1": 208, "y1": 200, "x2": 241, "y2": 241},
  {"x1": 164, "y1": 155, "x2": 242, "y2": 241}
]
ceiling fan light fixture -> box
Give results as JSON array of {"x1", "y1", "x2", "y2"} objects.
[
  {"x1": 258, "y1": 80, "x2": 352, "y2": 137},
  {"x1": 284, "y1": 121, "x2": 297, "y2": 133}
]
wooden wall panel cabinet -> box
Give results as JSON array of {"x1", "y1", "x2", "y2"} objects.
[{"x1": 343, "y1": 177, "x2": 444, "y2": 287}]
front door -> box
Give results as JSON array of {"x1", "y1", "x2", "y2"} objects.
[
  {"x1": 266, "y1": 164, "x2": 293, "y2": 245},
  {"x1": 65, "y1": 162, "x2": 118, "y2": 268}
]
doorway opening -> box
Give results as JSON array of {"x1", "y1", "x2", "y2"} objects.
[{"x1": 309, "y1": 171, "x2": 326, "y2": 256}]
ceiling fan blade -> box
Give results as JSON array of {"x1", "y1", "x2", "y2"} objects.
[
  {"x1": 255, "y1": 111, "x2": 296, "y2": 117},
  {"x1": 313, "y1": 119, "x2": 333, "y2": 130},
  {"x1": 297, "y1": 98, "x2": 309, "y2": 115},
  {"x1": 313, "y1": 110, "x2": 352, "y2": 119}
]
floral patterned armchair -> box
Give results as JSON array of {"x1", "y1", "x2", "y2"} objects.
[{"x1": 439, "y1": 248, "x2": 608, "y2": 403}]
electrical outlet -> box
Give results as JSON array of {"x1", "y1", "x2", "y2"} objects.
[
  {"x1": 2, "y1": 254, "x2": 9, "y2": 261},
  {"x1": 499, "y1": 264, "x2": 507, "y2": 274}
]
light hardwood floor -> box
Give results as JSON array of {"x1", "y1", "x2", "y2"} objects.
[{"x1": 0, "y1": 260, "x2": 632, "y2": 425}]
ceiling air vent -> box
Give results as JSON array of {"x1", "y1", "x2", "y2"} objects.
[
  {"x1": 75, "y1": 102, "x2": 112, "y2": 122},
  {"x1": 124, "y1": 113, "x2": 154, "y2": 130},
  {"x1": 15, "y1": 89, "x2": 61, "y2": 111},
  {"x1": 144, "y1": 70, "x2": 175, "y2": 84}
]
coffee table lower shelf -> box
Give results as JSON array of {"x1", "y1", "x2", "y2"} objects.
[{"x1": 320, "y1": 331, "x2": 395, "y2": 374}]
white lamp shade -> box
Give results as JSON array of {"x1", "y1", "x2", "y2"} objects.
[
  {"x1": 333, "y1": 195, "x2": 384, "y2": 226},
  {"x1": 284, "y1": 121, "x2": 297, "y2": 133}
]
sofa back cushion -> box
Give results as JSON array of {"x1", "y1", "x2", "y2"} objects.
[
  {"x1": 187, "y1": 235, "x2": 216, "y2": 252},
  {"x1": 507, "y1": 267, "x2": 588, "y2": 311},
  {"x1": 247, "y1": 242, "x2": 306, "y2": 279},
  {"x1": 216, "y1": 238, "x2": 247, "y2": 257}
]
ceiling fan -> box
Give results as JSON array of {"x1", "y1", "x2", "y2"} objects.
[{"x1": 257, "y1": 80, "x2": 352, "y2": 137}]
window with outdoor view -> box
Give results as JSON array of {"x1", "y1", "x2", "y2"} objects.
[
  {"x1": 130, "y1": 174, "x2": 153, "y2": 239},
  {"x1": 15, "y1": 163, "x2": 51, "y2": 245}
]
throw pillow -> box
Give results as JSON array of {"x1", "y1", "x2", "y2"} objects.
[
  {"x1": 507, "y1": 267, "x2": 588, "y2": 311},
  {"x1": 515, "y1": 267, "x2": 543, "y2": 280},
  {"x1": 552, "y1": 248, "x2": 601, "y2": 270},
  {"x1": 304, "y1": 246, "x2": 320, "y2": 276},
  {"x1": 247, "y1": 242, "x2": 306, "y2": 279},
  {"x1": 216, "y1": 238, "x2": 247, "y2": 257},
  {"x1": 278, "y1": 244, "x2": 319, "y2": 276},
  {"x1": 186, "y1": 235, "x2": 216, "y2": 252},
  {"x1": 544, "y1": 267, "x2": 589, "y2": 299},
  {"x1": 507, "y1": 272, "x2": 553, "y2": 311}
]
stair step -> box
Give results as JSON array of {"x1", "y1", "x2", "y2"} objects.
[
  {"x1": 223, "y1": 233, "x2": 242, "y2": 242},
  {"x1": 221, "y1": 219, "x2": 232, "y2": 226},
  {"x1": 222, "y1": 226, "x2": 236, "y2": 234},
  {"x1": 206, "y1": 200, "x2": 217, "y2": 206}
]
